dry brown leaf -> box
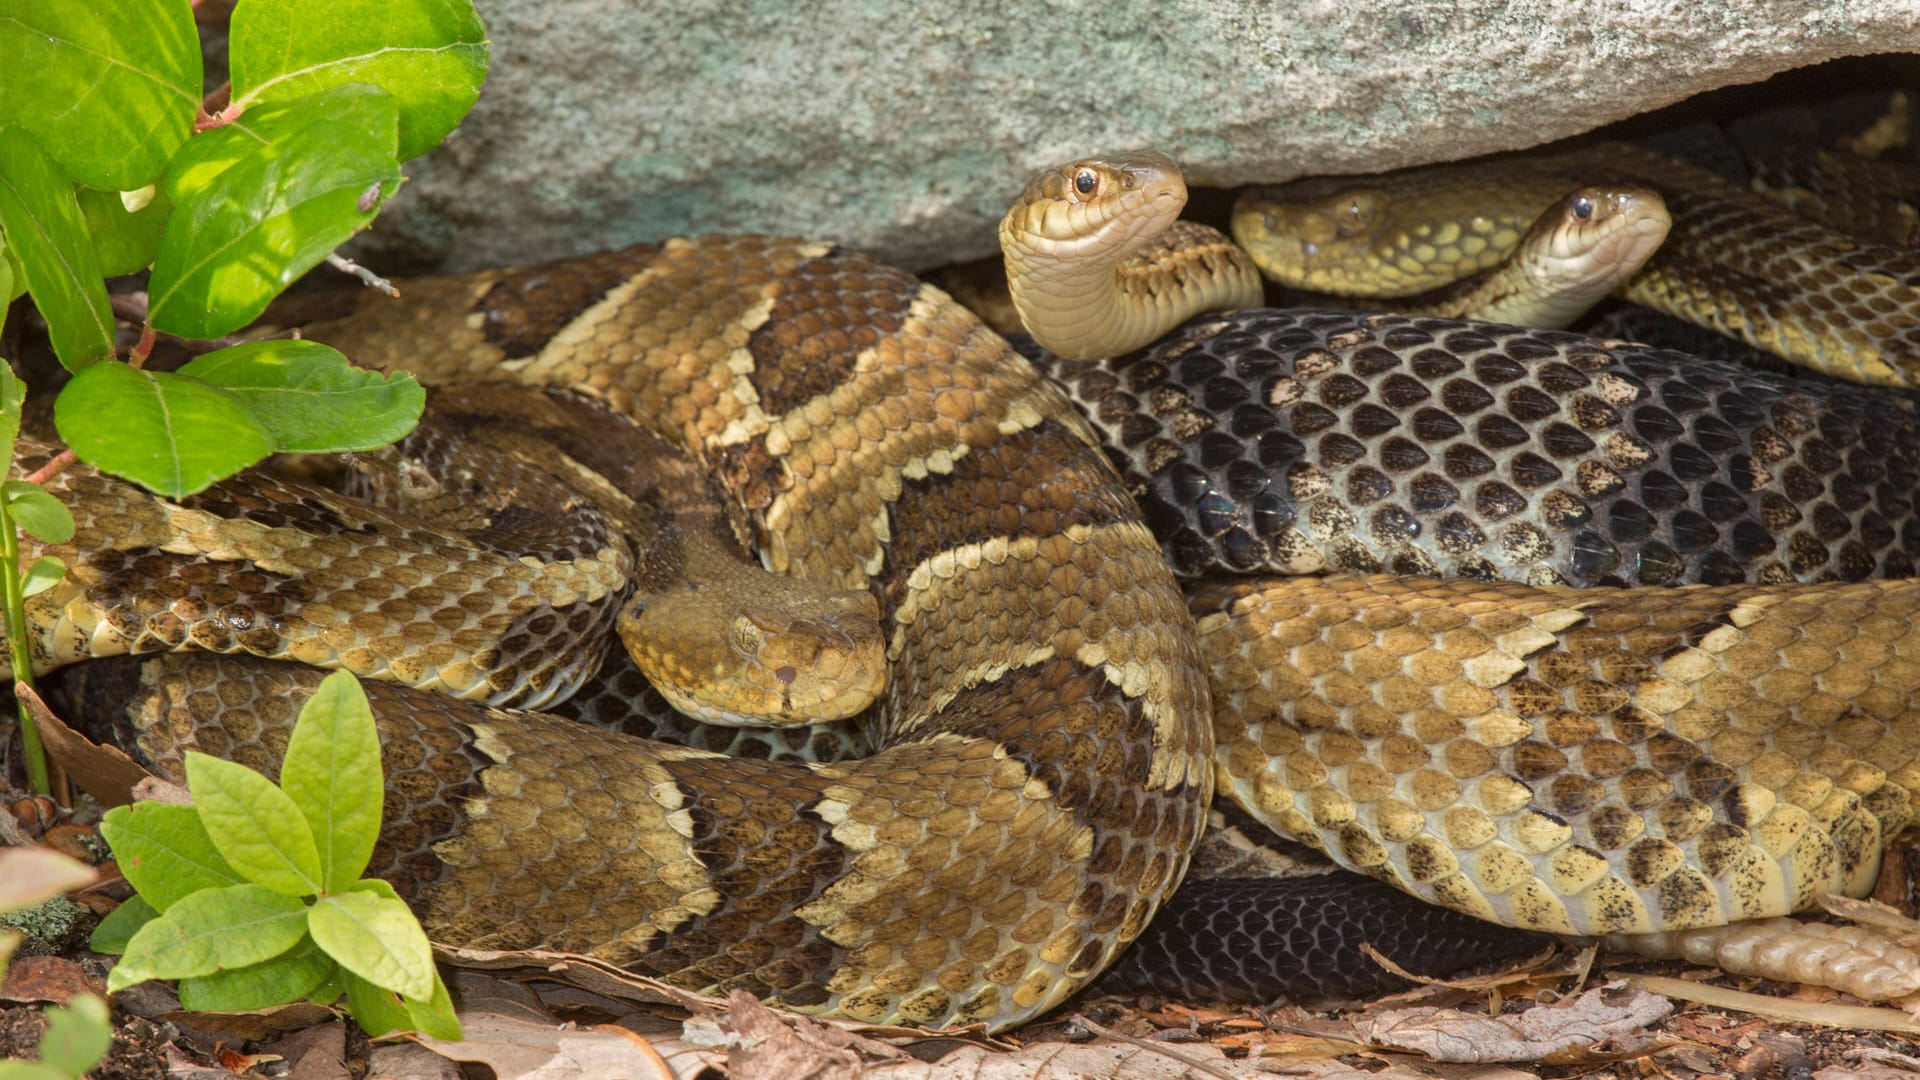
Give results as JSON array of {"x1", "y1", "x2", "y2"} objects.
[
  {"x1": 724, "y1": 990, "x2": 914, "y2": 1078},
  {"x1": 367, "y1": 1041, "x2": 466, "y2": 1080},
  {"x1": 434, "y1": 944, "x2": 1011, "y2": 1056},
  {"x1": 129, "y1": 775, "x2": 194, "y2": 807},
  {"x1": 862, "y1": 1040, "x2": 1259, "y2": 1078},
  {"x1": 260, "y1": 1019, "x2": 350, "y2": 1080},
  {"x1": 412, "y1": 1008, "x2": 675, "y2": 1079},
  {"x1": 163, "y1": 1044, "x2": 242, "y2": 1079},
  {"x1": 0, "y1": 954, "x2": 103, "y2": 1005},
  {"x1": 0, "y1": 845, "x2": 97, "y2": 911},
  {"x1": 444, "y1": 970, "x2": 556, "y2": 1025},
  {"x1": 1351, "y1": 979, "x2": 1672, "y2": 1063},
  {"x1": 22, "y1": 684, "x2": 158, "y2": 808},
  {"x1": 434, "y1": 943, "x2": 725, "y2": 1015},
  {"x1": 1620, "y1": 972, "x2": 1920, "y2": 1034},
  {"x1": 163, "y1": 1000, "x2": 339, "y2": 1043},
  {"x1": 1815, "y1": 1066, "x2": 1919, "y2": 1080}
]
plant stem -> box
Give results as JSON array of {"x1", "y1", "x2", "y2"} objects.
[
  {"x1": 327, "y1": 253, "x2": 400, "y2": 297},
  {"x1": 0, "y1": 496, "x2": 48, "y2": 793},
  {"x1": 24, "y1": 449, "x2": 74, "y2": 487},
  {"x1": 128, "y1": 325, "x2": 156, "y2": 369}
]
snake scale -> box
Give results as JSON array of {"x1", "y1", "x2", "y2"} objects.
[
  {"x1": 19, "y1": 151, "x2": 1920, "y2": 1028},
  {"x1": 1231, "y1": 141, "x2": 1920, "y2": 387}
]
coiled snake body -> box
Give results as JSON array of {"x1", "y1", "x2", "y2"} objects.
[
  {"x1": 24, "y1": 158, "x2": 1920, "y2": 1028},
  {"x1": 33, "y1": 236, "x2": 1214, "y2": 1031},
  {"x1": 1231, "y1": 141, "x2": 1920, "y2": 387}
]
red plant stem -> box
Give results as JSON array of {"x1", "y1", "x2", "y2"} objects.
[
  {"x1": 23, "y1": 450, "x2": 75, "y2": 488},
  {"x1": 128, "y1": 325, "x2": 156, "y2": 368}
]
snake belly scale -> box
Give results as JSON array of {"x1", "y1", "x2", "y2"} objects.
[{"x1": 25, "y1": 236, "x2": 1215, "y2": 1031}]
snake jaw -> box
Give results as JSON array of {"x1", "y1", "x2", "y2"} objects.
[
  {"x1": 1519, "y1": 184, "x2": 1672, "y2": 315},
  {"x1": 1001, "y1": 152, "x2": 1258, "y2": 359}
]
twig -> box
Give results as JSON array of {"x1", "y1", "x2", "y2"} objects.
[
  {"x1": 1068, "y1": 1014, "x2": 1241, "y2": 1080},
  {"x1": 327, "y1": 253, "x2": 401, "y2": 297},
  {"x1": 127, "y1": 325, "x2": 156, "y2": 368},
  {"x1": 24, "y1": 450, "x2": 75, "y2": 488},
  {"x1": 1848, "y1": 1046, "x2": 1920, "y2": 1070}
]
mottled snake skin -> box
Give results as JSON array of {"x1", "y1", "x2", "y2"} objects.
[
  {"x1": 32, "y1": 240, "x2": 1920, "y2": 1017},
  {"x1": 1022, "y1": 310, "x2": 1920, "y2": 587},
  {"x1": 25, "y1": 237, "x2": 1215, "y2": 1032}
]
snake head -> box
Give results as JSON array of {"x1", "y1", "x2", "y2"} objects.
[
  {"x1": 1229, "y1": 183, "x2": 1390, "y2": 291},
  {"x1": 1526, "y1": 184, "x2": 1671, "y2": 295},
  {"x1": 1000, "y1": 152, "x2": 1188, "y2": 260},
  {"x1": 619, "y1": 582, "x2": 886, "y2": 727}
]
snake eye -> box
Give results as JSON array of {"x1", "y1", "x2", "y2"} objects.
[
  {"x1": 1571, "y1": 196, "x2": 1594, "y2": 221},
  {"x1": 1073, "y1": 167, "x2": 1098, "y2": 196}
]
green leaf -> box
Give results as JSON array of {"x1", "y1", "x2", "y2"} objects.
[
  {"x1": 107, "y1": 883, "x2": 309, "y2": 992},
  {"x1": 147, "y1": 83, "x2": 403, "y2": 340},
  {"x1": 308, "y1": 888, "x2": 434, "y2": 999},
  {"x1": 0, "y1": 128, "x2": 114, "y2": 369},
  {"x1": 178, "y1": 936, "x2": 337, "y2": 1012},
  {"x1": 52, "y1": 362, "x2": 275, "y2": 498},
  {"x1": 0, "y1": 2, "x2": 200, "y2": 190},
  {"x1": 229, "y1": 0, "x2": 489, "y2": 162},
  {"x1": 405, "y1": 969, "x2": 462, "y2": 1041},
  {"x1": 0, "y1": 238, "x2": 11, "y2": 332},
  {"x1": 307, "y1": 968, "x2": 347, "y2": 1008},
  {"x1": 98, "y1": 802, "x2": 243, "y2": 912},
  {"x1": 279, "y1": 671, "x2": 384, "y2": 893},
  {"x1": 0, "y1": 366, "x2": 23, "y2": 464},
  {"x1": 341, "y1": 970, "x2": 413, "y2": 1038},
  {"x1": 77, "y1": 185, "x2": 172, "y2": 278},
  {"x1": 179, "y1": 341, "x2": 424, "y2": 453},
  {"x1": 0, "y1": 1063, "x2": 65, "y2": 1080},
  {"x1": 38, "y1": 993, "x2": 111, "y2": 1078},
  {"x1": 4, "y1": 482, "x2": 74, "y2": 544},
  {"x1": 184, "y1": 752, "x2": 324, "y2": 897},
  {"x1": 1, "y1": 241, "x2": 22, "y2": 303},
  {"x1": 88, "y1": 894, "x2": 159, "y2": 955},
  {"x1": 20, "y1": 556, "x2": 65, "y2": 598}
]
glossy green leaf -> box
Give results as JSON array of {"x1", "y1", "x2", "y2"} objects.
[
  {"x1": 184, "y1": 752, "x2": 324, "y2": 897},
  {"x1": 98, "y1": 802, "x2": 243, "y2": 912},
  {"x1": 1, "y1": 242, "x2": 23, "y2": 303},
  {"x1": 0, "y1": 2, "x2": 200, "y2": 190},
  {"x1": 0, "y1": 1061, "x2": 65, "y2": 1080},
  {"x1": 309, "y1": 887, "x2": 434, "y2": 999},
  {"x1": 230, "y1": 0, "x2": 488, "y2": 161},
  {"x1": 53, "y1": 362, "x2": 275, "y2": 497},
  {"x1": 148, "y1": 83, "x2": 402, "y2": 340},
  {"x1": 0, "y1": 129, "x2": 114, "y2": 369},
  {"x1": 279, "y1": 671, "x2": 383, "y2": 892},
  {"x1": 0, "y1": 366, "x2": 23, "y2": 465},
  {"x1": 107, "y1": 883, "x2": 309, "y2": 992},
  {"x1": 179, "y1": 340, "x2": 424, "y2": 452},
  {"x1": 20, "y1": 556, "x2": 65, "y2": 599},
  {"x1": 405, "y1": 970, "x2": 462, "y2": 1040},
  {"x1": 87, "y1": 894, "x2": 159, "y2": 955},
  {"x1": 341, "y1": 970, "x2": 413, "y2": 1038},
  {"x1": 4, "y1": 481, "x2": 74, "y2": 543},
  {"x1": 37, "y1": 993, "x2": 111, "y2": 1078},
  {"x1": 77, "y1": 185, "x2": 172, "y2": 278},
  {"x1": 307, "y1": 969, "x2": 347, "y2": 1008},
  {"x1": 0, "y1": 236, "x2": 12, "y2": 330},
  {"x1": 178, "y1": 936, "x2": 337, "y2": 1012}
]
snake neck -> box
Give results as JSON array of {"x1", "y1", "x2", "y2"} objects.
[{"x1": 1005, "y1": 219, "x2": 1264, "y2": 360}]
